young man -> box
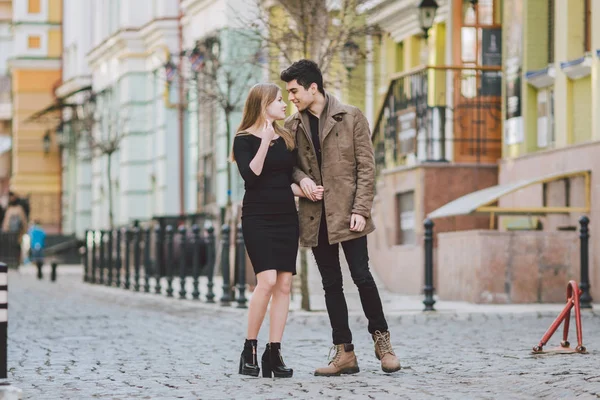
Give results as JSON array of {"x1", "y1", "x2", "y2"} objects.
[{"x1": 281, "y1": 60, "x2": 401, "y2": 376}]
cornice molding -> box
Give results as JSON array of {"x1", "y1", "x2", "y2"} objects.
[{"x1": 368, "y1": 0, "x2": 449, "y2": 42}]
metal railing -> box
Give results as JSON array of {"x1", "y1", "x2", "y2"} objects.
[{"x1": 373, "y1": 66, "x2": 503, "y2": 173}]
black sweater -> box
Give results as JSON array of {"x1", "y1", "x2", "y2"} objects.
[{"x1": 233, "y1": 134, "x2": 298, "y2": 216}]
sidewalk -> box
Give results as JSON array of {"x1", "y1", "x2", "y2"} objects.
[{"x1": 19, "y1": 263, "x2": 594, "y2": 317}]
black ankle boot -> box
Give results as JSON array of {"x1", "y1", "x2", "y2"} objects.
[
  {"x1": 239, "y1": 339, "x2": 260, "y2": 377},
  {"x1": 261, "y1": 342, "x2": 293, "y2": 378}
]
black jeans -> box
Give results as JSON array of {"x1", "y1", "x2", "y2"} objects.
[{"x1": 312, "y1": 215, "x2": 388, "y2": 345}]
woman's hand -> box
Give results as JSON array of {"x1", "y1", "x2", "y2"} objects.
[
  {"x1": 261, "y1": 120, "x2": 276, "y2": 142},
  {"x1": 291, "y1": 183, "x2": 324, "y2": 201}
]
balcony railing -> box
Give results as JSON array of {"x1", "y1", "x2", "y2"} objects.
[{"x1": 373, "y1": 66, "x2": 503, "y2": 174}]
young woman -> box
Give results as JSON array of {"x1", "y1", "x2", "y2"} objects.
[{"x1": 233, "y1": 83, "x2": 323, "y2": 378}]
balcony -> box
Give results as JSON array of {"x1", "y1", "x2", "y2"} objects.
[
  {"x1": 373, "y1": 66, "x2": 502, "y2": 174},
  {"x1": 0, "y1": 75, "x2": 11, "y2": 121}
]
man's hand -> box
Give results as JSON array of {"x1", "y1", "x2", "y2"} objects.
[
  {"x1": 300, "y1": 177, "x2": 318, "y2": 201},
  {"x1": 350, "y1": 214, "x2": 366, "y2": 232}
]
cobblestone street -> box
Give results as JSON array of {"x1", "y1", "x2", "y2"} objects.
[{"x1": 5, "y1": 267, "x2": 600, "y2": 399}]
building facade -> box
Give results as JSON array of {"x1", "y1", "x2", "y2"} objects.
[
  {"x1": 497, "y1": 0, "x2": 599, "y2": 301},
  {"x1": 0, "y1": 0, "x2": 13, "y2": 198},
  {"x1": 5, "y1": 0, "x2": 62, "y2": 232},
  {"x1": 366, "y1": 0, "x2": 502, "y2": 294}
]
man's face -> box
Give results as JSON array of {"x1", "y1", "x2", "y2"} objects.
[{"x1": 285, "y1": 80, "x2": 316, "y2": 112}]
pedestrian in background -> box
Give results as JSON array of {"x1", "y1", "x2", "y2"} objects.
[
  {"x1": 28, "y1": 219, "x2": 46, "y2": 266},
  {"x1": 1, "y1": 191, "x2": 27, "y2": 264},
  {"x1": 281, "y1": 60, "x2": 401, "y2": 376},
  {"x1": 232, "y1": 83, "x2": 324, "y2": 378}
]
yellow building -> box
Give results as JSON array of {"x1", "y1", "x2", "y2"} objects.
[{"x1": 7, "y1": 0, "x2": 62, "y2": 232}]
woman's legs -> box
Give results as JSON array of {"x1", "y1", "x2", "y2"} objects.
[
  {"x1": 269, "y1": 271, "x2": 293, "y2": 342},
  {"x1": 246, "y1": 270, "x2": 277, "y2": 340}
]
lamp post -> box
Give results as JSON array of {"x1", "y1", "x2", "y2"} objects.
[{"x1": 417, "y1": 0, "x2": 439, "y2": 39}]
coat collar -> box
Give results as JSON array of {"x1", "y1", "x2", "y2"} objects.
[{"x1": 293, "y1": 92, "x2": 347, "y2": 142}]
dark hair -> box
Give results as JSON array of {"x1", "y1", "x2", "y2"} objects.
[{"x1": 280, "y1": 59, "x2": 325, "y2": 95}]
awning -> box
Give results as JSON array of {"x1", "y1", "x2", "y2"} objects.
[
  {"x1": 24, "y1": 85, "x2": 92, "y2": 123},
  {"x1": 428, "y1": 170, "x2": 591, "y2": 219}
]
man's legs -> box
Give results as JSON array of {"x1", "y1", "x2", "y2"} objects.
[
  {"x1": 340, "y1": 236, "x2": 388, "y2": 334},
  {"x1": 341, "y1": 235, "x2": 401, "y2": 373},
  {"x1": 312, "y1": 216, "x2": 352, "y2": 345}
]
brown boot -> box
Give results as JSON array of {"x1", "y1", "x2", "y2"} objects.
[
  {"x1": 372, "y1": 330, "x2": 401, "y2": 373},
  {"x1": 314, "y1": 344, "x2": 360, "y2": 376}
]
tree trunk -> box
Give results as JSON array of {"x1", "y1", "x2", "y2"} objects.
[
  {"x1": 107, "y1": 153, "x2": 114, "y2": 229},
  {"x1": 300, "y1": 248, "x2": 310, "y2": 311}
]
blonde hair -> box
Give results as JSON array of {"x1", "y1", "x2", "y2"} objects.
[{"x1": 232, "y1": 83, "x2": 295, "y2": 161}]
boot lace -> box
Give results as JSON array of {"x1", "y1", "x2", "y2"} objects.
[
  {"x1": 373, "y1": 330, "x2": 395, "y2": 356},
  {"x1": 327, "y1": 345, "x2": 343, "y2": 365}
]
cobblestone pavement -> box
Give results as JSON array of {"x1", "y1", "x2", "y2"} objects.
[{"x1": 5, "y1": 268, "x2": 600, "y2": 400}]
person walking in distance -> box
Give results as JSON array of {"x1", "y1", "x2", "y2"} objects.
[
  {"x1": 281, "y1": 60, "x2": 401, "y2": 376},
  {"x1": 233, "y1": 83, "x2": 324, "y2": 378}
]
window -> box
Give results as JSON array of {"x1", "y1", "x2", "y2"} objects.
[
  {"x1": 28, "y1": 0, "x2": 41, "y2": 14},
  {"x1": 536, "y1": 89, "x2": 555, "y2": 148},
  {"x1": 584, "y1": 0, "x2": 592, "y2": 52},
  {"x1": 28, "y1": 35, "x2": 41, "y2": 49},
  {"x1": 548, "y1": 0, "x2": 555, "y2": 63},
  {"x1": 395, "y1": 191, "x2": 415, "y2": 245}
]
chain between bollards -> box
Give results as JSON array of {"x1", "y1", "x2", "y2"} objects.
[{"x1": 423, "y1": 218, "x2": 436, "y2": 312}]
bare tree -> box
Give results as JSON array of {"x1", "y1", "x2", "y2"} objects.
[
  {"x1": 189, "y1": 33, "x2": 264, "y2": 225},
  {"x1": 240, "y1": 0, "x2": 373, "y2": 82},
  {"x1": 72, "y1": 93, "x2": 129, "y2": 229}
]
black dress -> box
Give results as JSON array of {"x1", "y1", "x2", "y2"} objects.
[{"x1": 233, "y1": 133, "x2": 299, "y2": 275}]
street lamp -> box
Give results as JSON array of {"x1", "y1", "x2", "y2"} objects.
[
  {"x1": 341, "y1": 41, "x2": 360, "y2": 74},
  {"x1": 42, "y1": 130, "x2": 51, "y2": 155},
  {"x1": 418, "y1": 0, "x2": 439, "y2": 39}
]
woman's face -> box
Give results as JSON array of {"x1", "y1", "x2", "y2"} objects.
[{"x1": 265, "y1": 90, "x2": 287, "y2": 121}]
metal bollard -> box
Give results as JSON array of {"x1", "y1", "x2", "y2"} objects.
[
  {"x1": 165, "y1": 225, "x2": 175, "y2": 297},
  {"x1": 0, "y1": 262, "x2": 7, "y2": 379},
  {"x1": 220, "y1": 224, "x2": 232, "y2": 305},
  {"x1": 236, "y1": 223, "x2": 247, "y2": 308},
  {"x1": 99, "y1": 230, "x2": 106, "y2": 285},
  {"x1": 91, "y1": 231, "x2": 97, "y2": 284},
  {"x1": 124, "y1": 228, "x2": 131, "y2": 290},
  {"x1": 83, "y1": 230, "x2": 90, "y2": 282},
  {"x1": 154, "y1": 225, "x2": 163, "y2": 295},
  {"x1": 144, "y1": 227, "x2": 151, "y2": 293},
  {"x1": 133, "y1": 227, "x2": 141, "y2": 292},
  {"x1": 36, "y1": 260, "x2": 43, "y2": 280},
  {"x1": 50, "y1": 263, "x2": 57, "y2": 282},
  {"x1": 178, "y1": 226, "x2": 188, "y2": 299},
  {"x1": 106, "y1": 230, "x2": 114, "y2": 286},
  {"x1": 579, "y1": 216, "x2": 593, "y2": 309},
  {"x1": 423, "y1": 218, "x2": 436, "y2": 311},
  {"x1": 115, "y1": 229, "x2": 122, "y2": 288},
  {"x1": 205, "y1": 226, "x2": 216, "y2": 303},
  {"x1": 191, "y1": 225, "x2": 201, "y2": 300}
]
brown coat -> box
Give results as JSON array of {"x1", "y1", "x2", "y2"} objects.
[{"x1": 284, "y1": 93, "x2": 375, "y2": 247}]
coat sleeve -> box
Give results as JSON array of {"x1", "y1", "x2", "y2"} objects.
[
  {"x1": 284, "y1": 117, "x2": 310, "y2": 185},
  {"x1": 352, "y1": 110, "x2": 375, "y2": 219},
  {"x1": 233, "y1": 137, "x2": 259, "y2": 188}
]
